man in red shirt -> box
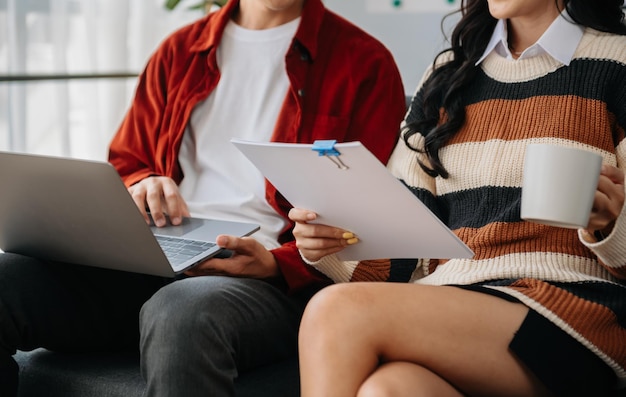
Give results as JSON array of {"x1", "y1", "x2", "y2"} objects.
[{"x1": 0, "y1": 0, "x2": 405, "y2": 396}]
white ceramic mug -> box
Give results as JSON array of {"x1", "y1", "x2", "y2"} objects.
[{"x1": 521, "y1": 143, "x2": 603, "y2": 229}]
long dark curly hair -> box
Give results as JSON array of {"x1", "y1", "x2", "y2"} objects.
[{"x1": 404, "y1": 0, "x2": 626, "y2": 178}]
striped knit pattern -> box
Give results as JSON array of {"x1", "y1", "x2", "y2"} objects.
[{"x1": 309, "y1": 28, "x2": 626, "y2": 386}]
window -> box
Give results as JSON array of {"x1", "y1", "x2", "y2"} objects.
[{"x1": 0, "y1": 0, "x2": 199, "y2": 159}]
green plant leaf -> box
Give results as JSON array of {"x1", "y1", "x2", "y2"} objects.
[
  {"x1": 164, "y1": 0, "x2": 182, "y2": 10},
  {"x1": 164, "y1": 0, "x2": 228, "y2": 11}
]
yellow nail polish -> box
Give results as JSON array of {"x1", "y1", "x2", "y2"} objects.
[
  {"x1": 342, "y1": 232, "x2": 354, "y2": 239},
  {"x1": 346, "y1": 237, "x2": 359, "y2": 245}
]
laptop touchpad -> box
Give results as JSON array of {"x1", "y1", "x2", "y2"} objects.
[{"x1": 150, "y1": 216, "x2": 204, "y2": 237}]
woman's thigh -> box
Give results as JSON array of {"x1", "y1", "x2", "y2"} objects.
[{"x1": 299, "y1": 282, "x2": 550, "y2": 397}]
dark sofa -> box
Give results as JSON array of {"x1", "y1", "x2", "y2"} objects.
[
  {"x1": 14, "y1": 347, "x2": 626, "y2": 397},
  {"x1": 15, "y1": 348, "x2": 299, "y2": 397}
]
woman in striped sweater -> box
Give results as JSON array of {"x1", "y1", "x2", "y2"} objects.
[{"x1": 290, "y1": 0, "x2": 626, "y2": 396}]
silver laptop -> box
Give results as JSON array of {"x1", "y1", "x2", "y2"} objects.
[{"x1": 0, "y1": 151, "x2": 260, "y2": 277}]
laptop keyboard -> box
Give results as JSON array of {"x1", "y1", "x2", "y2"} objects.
[{"x1": 155, "y1": 235, "x2": 216, "y2": 266}]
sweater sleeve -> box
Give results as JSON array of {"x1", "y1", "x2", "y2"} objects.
[
  {"x1": 580, "y1": 183, "x2": 626, "y2": 280},
  {"x1": 579, "y1": 70, "x2": 626, "y2": 280},
  {"x1": 300, "y1": 253, "x2": 423, "y2": 284}
]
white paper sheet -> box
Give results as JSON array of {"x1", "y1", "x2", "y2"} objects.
[{"x1": 232, "y1": 139, "x2": 474, "y2": 261}]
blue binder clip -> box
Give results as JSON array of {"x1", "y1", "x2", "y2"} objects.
[{"x1": 312, "y1": 140, "x2": 349, "y2": 170}]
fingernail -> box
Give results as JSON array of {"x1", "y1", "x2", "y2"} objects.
[
  {"x1": 346, "y1": 237, "x2": 359, "y2": 245},
  {"x1": 171, "y1": 216, "x2": 181, "y2": 225},
  {"x1": 342, "y1": 232, "x2": 354, "y2": 239}
]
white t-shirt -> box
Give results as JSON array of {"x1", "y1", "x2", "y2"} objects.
[{"x1": 177, "y1": 18, "x2": 300, "y2": 249}]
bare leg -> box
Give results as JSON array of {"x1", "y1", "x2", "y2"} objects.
[
  {"x1": 358, "y1": 362, "x2": 464, "y2": 397},
  {"x1": 299, "y1": 282, "x2": 552, "y2": 397}
]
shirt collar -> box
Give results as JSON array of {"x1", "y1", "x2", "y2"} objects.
[{"x1": 476, "y1": 9, "x2": 583, "y2": 66}]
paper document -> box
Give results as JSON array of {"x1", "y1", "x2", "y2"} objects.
[{"x1": 232, "y1": 139, "x2": 474, "y2": 261}]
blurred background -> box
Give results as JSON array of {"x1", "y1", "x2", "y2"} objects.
[{"x1": 0, "y1": 0, "x2": 458, "y2": 160}]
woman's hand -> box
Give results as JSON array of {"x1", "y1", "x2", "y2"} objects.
[
  {"x1": 585, "y1": 164, "x2": 625, "y2": 238},
  {"x1": 289, "y1": 208, "x2": 359, "y2": 262}
]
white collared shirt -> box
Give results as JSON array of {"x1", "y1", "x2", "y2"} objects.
[{"x1": 476, "y1": 9, "x2": 584, "y2": 66}]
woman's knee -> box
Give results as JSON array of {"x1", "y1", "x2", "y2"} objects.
[{"x1": 301, "y1": 283, "x2": 372, "y2": 333}]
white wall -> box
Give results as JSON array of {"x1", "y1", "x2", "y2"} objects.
[{"x1": 323, "y1": 0, "x2": 459, "y2": 94}]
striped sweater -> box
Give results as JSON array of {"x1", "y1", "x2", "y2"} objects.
[{"x1": 308, "y1": 28, "x2": 626, "y2": 386}]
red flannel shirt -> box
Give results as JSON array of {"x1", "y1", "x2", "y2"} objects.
[{"x1": 108, "y1": 0, "x2": 406, "y2": 294}]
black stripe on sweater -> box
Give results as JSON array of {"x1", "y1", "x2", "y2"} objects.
[
  {"x1": 440, "y1": 186, "x2": 522, "y2": 230},
  {"x1": 406, "y1": 59, "x2": 626, "y2": 139},
  {"x1": 465, "y1": 59, "x2": 626, "y2": 105},
  {"x1": 400, "y1": 182, "x2": 522, "y2": 230}
]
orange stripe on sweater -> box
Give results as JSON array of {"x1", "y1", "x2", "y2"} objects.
[
  {"x1": 351, "y1": 259, "x2": 391, "y2": 282},
  {"x1": 448, "y1": 96, "x2": 616, "y2": 152},
  {"x1": 455, "y1": 222, "x2": 594, "y2": 260},
  {"x1": 508, "y1": 278, "x2": 626, "y2": 369}
]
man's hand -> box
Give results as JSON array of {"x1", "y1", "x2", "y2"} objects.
[
  {"x1": 127, "y1": 176, "x2": 190, "y2": 226},
  {"x1": 185, "y1": 235, "x2": 280, "y2": 279}
]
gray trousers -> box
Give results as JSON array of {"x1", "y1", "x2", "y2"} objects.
[
  {"x1": 0, "y1": 252, "x2": 312, "y2": 397},
  {"x1": 140, "y1": 275, "x2": 310, "y2": 396}
]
